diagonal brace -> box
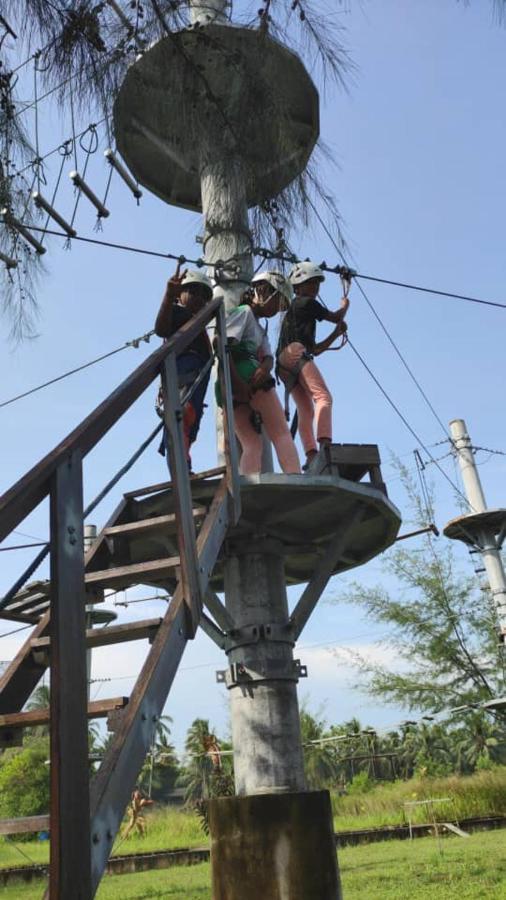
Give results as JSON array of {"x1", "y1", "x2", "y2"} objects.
[{"x1": 290, "y1": 508, "x2": 365, "y2": 641}]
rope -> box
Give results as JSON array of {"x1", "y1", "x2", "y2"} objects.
[{"x1": 0, "y1": 330, "x2": 154, "y2": 409}]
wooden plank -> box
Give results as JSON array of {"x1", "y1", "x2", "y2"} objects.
[
  {"x1": 32, "y1": 620, "x2": 162, "y2": 653},
  {"x1": 89, "y1": 480, "x2": 230, "y2": 894},
  {"x1": 441, "y1": 822, "x2": 470, "y2": 838},
  {"x1": 0, "y1": 611, "x2": 50, "y2": 714},
  {"x1": 0, "y1": 300, "x2": 221, "y2": 544},
  {"x1": 85, "y1": 555, "x2": 180, "y2": 590},
  {"x1": 162, "y1": 354, "x2": 202, "y2": 636},
  {"x1": 49, "y1": 452, "x2": 91, "y2": 900},
  {"x1": 123, "y1": 466, "x2": 226, "y2": 498},
  {"x1": 0, "y1": 815, "x2": 49, "y2": 835},
  {"x1": 0, "y1": 697, "x2": 128, "y2": 730},
  {"x1": 104, "y1": 508, "x2": 207, "y2": 538}
]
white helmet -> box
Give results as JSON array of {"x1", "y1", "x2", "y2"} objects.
[
  {"x1": 180, "y1": 269, "x2": 213, "y2": 298},
  {"x1": 289, "y1": 261, "x2": 325, "y2": 286},
  {"x1": 251, "y1": 270, "x2": 293, "y2": 308}
]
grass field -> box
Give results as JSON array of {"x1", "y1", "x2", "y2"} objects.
[
  {"x1": 2, "y1": 829, "x2": 506, "y2": 899},
  {"x1": 3, "y1": 767, "x2": 505, "y2": 870},
  {"x1": 331, "y1": 768, "x2": 506, "y2": 831}
]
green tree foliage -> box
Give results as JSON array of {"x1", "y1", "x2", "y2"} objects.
[
  {"x1": 138, "y1": 716, "x2": 180, "y2": 802},
  {"x1": 340, "y1": 463, "x2": 506, "y2": 716},
  {"x1": 0, "y1": 739, "x2": 49, "y2": 817},
  {"x1": 178, "y1": 718, "x2": 233, "y2": 806},
  {"x1": 300, "y1": 707, "x2": 340, "y2": 789}
]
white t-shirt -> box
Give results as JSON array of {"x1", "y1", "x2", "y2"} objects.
[{"x1": 225, "y1": 305, "x2": 272, "y2": 360}]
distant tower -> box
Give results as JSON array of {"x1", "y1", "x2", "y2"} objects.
[{"x1": 444, "y1": 419, "x2": 506, "y2": 639}]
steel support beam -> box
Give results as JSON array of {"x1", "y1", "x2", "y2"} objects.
[
  {"x1": 48, "y1": 451, "x2": 91, "y2": 900},
  {"x1": 290, "y1": 509, "x2": 364, "y2": 640}
]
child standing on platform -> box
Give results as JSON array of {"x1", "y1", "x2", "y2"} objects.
[
  {"x1": 276, "y1": 261, "x2": 349, "y2": 470},
  {"x1": 219, "y1": 271, "x2": 301, "y2": 476},
  {"x1": 155, "y1": 266, "x2": 214, "y2": 471}
]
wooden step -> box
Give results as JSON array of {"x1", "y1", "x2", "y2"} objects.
[
  {"x1": 0, "y1": 697, "x2": 128, "y2": 731},
  {"x1": 31, "y1": 618, "x2": 162, "y2": 656},
  {"x1": 85, "y1": 556, "x2": 180, "y2": 590},
  {"x1": 104, "y1": 508, "x2": 207, "y2": 539},
  {"x1": 0, "y1": 814, "x2": 50, "y2": 835},
  {"x1": 124, "y1": 466, "x2": 226, "y2": 498}
]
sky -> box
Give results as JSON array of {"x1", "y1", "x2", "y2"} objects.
[{"x1": 1, "y1": 0, "x2": 506, "y2": 755}]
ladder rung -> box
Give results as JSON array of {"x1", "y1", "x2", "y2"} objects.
[
  {"x1": 104, "y1": 509, "x2": 207, "y2": 539},
  {"x1": 85, "y1": 556, "x2": 180, "y2": 590},
  {"x1": 0, "y1": 697, "x2": 128, "y2": 731},
  {"x1": 31, "y1": 618, "x2": 162, "y2": 653}
]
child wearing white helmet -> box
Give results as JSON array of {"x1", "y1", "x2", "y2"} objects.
[
  {"x1": 217, "y1": 271, "x2": 301, "y2": 475},
  {"x1": 276, "y1": 261, "x2": 349, "y2": 469},
  {"x1": 155, "y1": 264, "x2": 214, "y2": 471}
]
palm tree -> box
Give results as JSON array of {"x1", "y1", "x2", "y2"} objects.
[
  {"x1": 300, "y1": 709, "x2": 339, "y2": 790},
  {"x1": 454, "y1": 713, "x2": 506, "y2": 773},
  {"x1": 179, "y1": 718, "x2": 217, "y2": 805},
  {"x1": 25, "y1": 683, "x2": 51, "y2": 737}
]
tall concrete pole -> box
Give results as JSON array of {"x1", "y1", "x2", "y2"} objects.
[
  {"x1": 450, "y1": 418, "x2": 506, "y2": 637},
  {"x1": 185, "y1": 0, "x2": 301, "y2": 794}
]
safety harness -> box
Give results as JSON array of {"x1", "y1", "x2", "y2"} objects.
[{"x1": 277, "y1": 271, "x2": 352, "y2": 428}]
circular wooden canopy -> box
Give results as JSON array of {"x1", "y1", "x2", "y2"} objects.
[{"x1": 113, "y1": 25, "x2": 319, "y2": 211}]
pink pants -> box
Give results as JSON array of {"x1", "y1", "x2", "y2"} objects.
[
  {"x1": 278, "y1": 342, "x2": 332, "y2": 455},
  {"x1": 234, "y1": 389, "x2": 301, "y2": 475}
]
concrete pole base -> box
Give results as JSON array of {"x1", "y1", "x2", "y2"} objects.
[{"x1": 209, "y1": 790, "x2": 342, "y2": 900}]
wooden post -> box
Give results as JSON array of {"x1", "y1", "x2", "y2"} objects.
[{"x1": 49, "y1": 451, "x2": 91, "y2": 900}]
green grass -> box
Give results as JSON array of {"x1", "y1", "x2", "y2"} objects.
[
  {"x1": 3, "y1": 831, "x2": 506, "y2": 899},
  {"x1": 331, "y1": 767, "x2": 506, "y2": 831},
  {"x1": 2, "y1": 768, "x2": 506, "y2": 873},
  {"x1": 0, "y1": 806, "x2": 206, "y2": 869}
]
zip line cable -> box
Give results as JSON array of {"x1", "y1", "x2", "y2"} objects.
[
  {"x1": 0, "y1": 329, "x2": 154, "y2": 409},
  {"x1": 355, "y1": 272, "x2": 506, "y2": 311},
  {"x1": 1, "y1": 219, "x2": 504, "y2": 314},
  {"x1": 347, "y1": 338, "x2": 472, "y2": 510}
]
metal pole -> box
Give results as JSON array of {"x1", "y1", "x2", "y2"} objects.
[
  {"x1": 224, "y1": 546, "x2": 306, "y2": 794},
  {"x1": 188, "y1": 0, "x2": 230, "y2": 26},
  {"x1": 450, "y1": 418, "x2": 506, "y2": 636},
  {"x1": 187, "y1": 0, "x2": 300, "y2": 794}
]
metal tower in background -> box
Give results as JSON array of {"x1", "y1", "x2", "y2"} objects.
[{"x1": 444, "y1": 418, "x2": 506, "y2": 639}]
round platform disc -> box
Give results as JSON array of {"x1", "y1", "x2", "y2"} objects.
[
  {"x1": 444, "y1": 508, "x2": 506, "y2": 545},
  {"x1": 130, "y1": 474, "x2": 401, "y2": 591},
  {"x1": 113, "y1": 25, "x2": 319, "y2": 211}
]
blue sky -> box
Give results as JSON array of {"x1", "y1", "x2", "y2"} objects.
[{"x1": 1, "y1": 1, "x2": 506, "y2": 754}]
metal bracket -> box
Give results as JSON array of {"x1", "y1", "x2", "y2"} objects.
[
  {"x1": 216, "y1": 658, "x2": 307, "y2": 687},
  {"x1": 224, "y1": 621, "x2": 295, "y2": 652}
]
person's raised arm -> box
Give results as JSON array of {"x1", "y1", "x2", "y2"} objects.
[
  {"x1": 154, "y1": 265, "x2": 186, "y2": 337},
  {"x1": 313, "y1": 295, "x2": 349, "y2": 356}
]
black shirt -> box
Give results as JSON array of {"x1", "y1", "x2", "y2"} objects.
[
  {"x1": 277, "y1": 296, "x2": 327, "y2": 354},
  {"x1": 168, "y1": 304, "x2": 211, "y2": 360}
]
